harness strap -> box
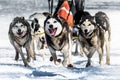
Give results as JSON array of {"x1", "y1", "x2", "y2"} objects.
[{"x1": 32, "y1": 32, "x2": 45, "y2": 37}]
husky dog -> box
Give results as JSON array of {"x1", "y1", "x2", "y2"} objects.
[
  {"x1": 95, "y1": 11, "x2": 111, "y2": 65},
  {"x1": 44, "y1": 16, "x2": 73, "y2": 67},
  {"x1": 8, "y1": 17, "x2": 36, "y2": 66},
  {"x1": 76, "y1": 12, "x2": 111, "y2": 67},
  {"x1": 29, "y1": 12, "x2": 51, "y2": 29},
  {"x1": 73, "y1": 11, "x2": 91, "y2": 56},
  {"x1": 28, "y1": 12, "x2": 50, "y2": 60}
]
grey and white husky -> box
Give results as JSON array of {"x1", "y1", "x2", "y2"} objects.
[
  {"x1": 8, "y1": 17, "x2": 36, "y2": 66},
  {"x1": 76, "y1": 11, "x2": 111, "y2": 67}
]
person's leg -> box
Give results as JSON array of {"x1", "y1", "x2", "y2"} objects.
[
  {"x1": 53, "y1": 0, "x2": 64, "y2": 16},
  {"x1": 75, "y1": 0, "x2": 85, "y2": 11}
]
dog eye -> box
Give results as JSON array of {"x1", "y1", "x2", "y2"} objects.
[
  {"x1": 15, "y1": 25, "x2": 18, "y2": 27},
  {"x1": 88, "y1": 24, "x2": 91, "y2": 26},
  {"x1": 82, "y1": 24, "x2": 85, "y2": 26},
  {"x1": 47, "y1": 21, "x2": 50, "y2": 24},
  {"x1": 21, "y1": 25, "x2": 24, "y2": 27},
  {"x1": 54, "y1": 21, "x2": 57, "y2": 23}
]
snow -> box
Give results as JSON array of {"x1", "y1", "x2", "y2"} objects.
[{"x1": 0, "y1": 0, "x2": 120, "y2": 80}]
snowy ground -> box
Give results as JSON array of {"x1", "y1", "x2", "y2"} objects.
[{"x1": 0, "y1": 0, "x2": 120, "y2": 80}]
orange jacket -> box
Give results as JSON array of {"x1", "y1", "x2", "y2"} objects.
[{"x1": 57, "y1": 0, "x2": 74, "y2": 26}]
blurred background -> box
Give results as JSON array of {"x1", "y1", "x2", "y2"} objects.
[{"x1": 0, "y1": 0, "x2": 120, "y2": 15}]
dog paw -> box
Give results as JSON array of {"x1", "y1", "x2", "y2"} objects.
[
  {"x1": 67, "y1": 64, "x2": 73, "y2": 67},
  {"x1": 54, "y1": 59, "x2": 61, "y2": 65},
  {"x1": 50, "y1": 56, "x2": 53, "y2": 61},
  {"x1": 106, "y1": 62, "x2": 110, "y2": 65},
  {"x1": 57, "y1": 59, "x2": 61, "y2": 63},
  {"x1": 99, "y1": 60, "x2": 104, "y2": 66},
  {"x1": 24, "y1": 63, "x2": 30, "y2": 67},
  {"x1": 62, "y1": 60, "x2": 67, "y2": 67},
  {"x1": 33, "y1": 57, "x2": 36, "y2": 60},
  {"x1": 26, "y1": 58, "x2": 31, "y2": 62},
  {"x1": 15, "y1": 57, "x2": 19, "y2": 61},
  {"x1": 86, "y1": 62, "x2": 91, "y2": 67}
]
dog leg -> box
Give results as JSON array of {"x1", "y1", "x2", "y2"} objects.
[
  {"x1": 105, "y1": 31, "x2": 110, "y2": 65},
  {"x1": 52, "y1": 53, "x2": 61, "y2": 65},
  {"x1": 86, "y1": 48, "x2": 96, "y2": 67},
  {"x1": 19, "y1": 48, "x2": 28, "y2": 66},
  {"x1": 75, "y1": 39, "x2": 84, "y2": 56},
  {"x1": 29, "y1": 40, "x2": 36, "y2": 60},
  {"x1": 62, "y1": 52, "x2": 68, "y2": 67},
  {"x1": 13, "y1": 43, "x2": 28, "y2": 66},
  {"x1": 97, "y1": 47, "x2": 104, "y2": 65},
  {"x1": 62, "y1": 47, "x2": 69, "y2": 67},
  {"x1": 106, "y1": 41, "x2": 110, "y2": 65},
  {"x1": 26, "y1": 48, "x2": 31, "y2": 62},
  {"x1": 86, "y1": 58, "x2": 91, "y2": 67},
  {"x1": 15, "y1": 50, "x2": 19, "y2": 61},
  {"x1": 67, "y1": 33, "x2": 73, "y2": 67},
  {"x1": 50, "y1": 48, "x2": 61, "y2": 65},
  {"x1": 39, "y1": 49, "x2": 45, "y2": 61}
]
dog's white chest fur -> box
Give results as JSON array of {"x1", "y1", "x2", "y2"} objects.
[{"x1": 14, "y1": 37, "x2": 27, "y2": 46}]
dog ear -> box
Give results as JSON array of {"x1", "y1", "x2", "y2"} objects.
[
  {"x1": 34, "y1": 18, "x2": 39, "y2": 23},
  {"x1": 74, "y1": 25, "x2": 81, "y2": 29},
  {"x1": 43, "y1": 12, "x2": 52, "y2": 17},
  {"x1": 46, "y1": 14, "x2": 52, "y2": 19},
  {"x1": 20, "y1": 16, "x2": 25, "y2": 20},
  {"x1": 92, "y1": 16, "x2": 96, "y2": 23}
]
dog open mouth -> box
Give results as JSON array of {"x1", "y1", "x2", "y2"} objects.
[
  {"x1": 85, "y1": 32, "x2": 89, "y2": 36},
  {"x1": 17, "y1": 32, "x2": 23, "y2": 36},
  {"x1": 49, "y1": 28, "x2": 57, "y2": 36}
]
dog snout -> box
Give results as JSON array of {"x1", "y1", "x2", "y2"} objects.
[
  {"x1": 49, "y1": 25, "x2": 53, "y2": 28},
  {"x1": 84, "y1": 29, "x2": 88, "y2": 33},
  {"x1": 18, "y1": 29, "x2": 21, "y2": 33},
  {"x1": 42, "y1": 37, "x2": 44, "y2": 40}
]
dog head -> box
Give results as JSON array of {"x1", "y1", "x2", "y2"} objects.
[
  {"x1": 31, "y1": 18, "x2": 44, "y2": 36},
  {"x1": 9, "y1": 17, "x2": 31, "y2": 38},
  {"x1": 44, "y1": 16, "x2": 64, "y2": 37},
  {"x1": 78, "y1": 15, "x2": 97, "y2": 37}
]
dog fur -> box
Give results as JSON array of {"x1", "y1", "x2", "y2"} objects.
[
  {"x1": 28, "y1": 12, "x2": 50, "y2": 60},
  {"x1": 76, "y1": 11, "x2": 111, "y2": 67},
  {"x1": 44, "y1": 16, "x2": 73, "y2": 67},
  {"x1": 95, "y1": 11, "x2": 111, "y2": 65},
  {"x1": 8, "y1": 17, "x2": 36, "y2": 66}
]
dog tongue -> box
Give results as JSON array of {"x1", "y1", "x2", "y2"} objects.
[{"x1": 49, "y1": 29, "x2": 56, "y2": 36}]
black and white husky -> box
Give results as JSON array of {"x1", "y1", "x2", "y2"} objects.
[
  {"x1": 28, "y1": 12, "x2": 50, "y2": 60},
  {"x1": 8, "y1": 17, "x2": 36, "y2": 66},
  {"x1": 44, "y1": 16, "x2": 73, "y2": 67},
  {"x1": 76, "y1": 11, "x2": 111, "y2": 67}
]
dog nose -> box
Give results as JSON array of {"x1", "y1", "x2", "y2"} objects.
[
  {"x1": 49, "y1": 25, "x2": 53, "y2": 28},
  {"x1": 84, "y1": 29, "x2": 88, "y2": 33},
  {"x1": 18, "y1": 29, "x2": 21, "y2": 33},
  {"x1": 42, "y1": 37, "x2": 44, "y2": 40}
]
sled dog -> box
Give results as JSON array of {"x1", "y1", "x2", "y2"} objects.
[
  {"x1": 76, "y1": 12, "x2": 111, "y2": 67},
  {"x1": 95, "y1": 11, "x2": 111, "y2": 65},
  {"x1": 28, "y1": 12, "x2": 50, "y2": 60},
  {"x1": 44, "y1": 16, "x2": 73, "y2": 67},
  {"x1": 8, "y1": 17, "x2": 36, "y2": 66}
]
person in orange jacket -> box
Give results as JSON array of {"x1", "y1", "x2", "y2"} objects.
[
  {"x1": 57, "y1": 0, "x2": 74, "y2": 26},
  {"x1": 53, "y1": 0, "x2": 85, "y2": 17},
  {"x1": 52, "y1": 0, "x2": 85, "y2": 26}
]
